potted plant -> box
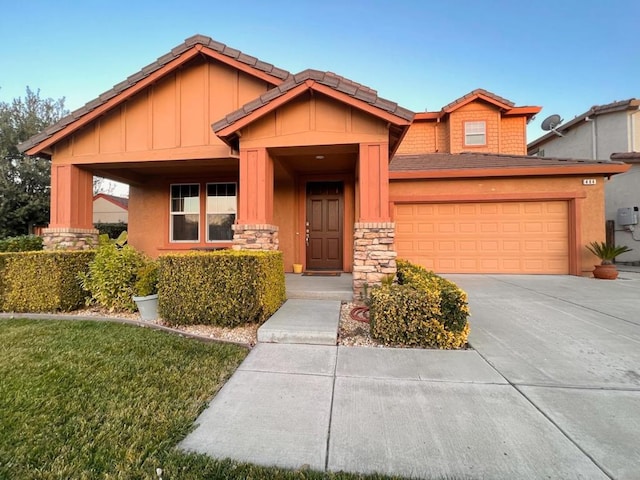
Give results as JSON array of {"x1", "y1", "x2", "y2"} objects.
[
  {"x1": 586, "y1": 241, "x2": 632, "y2": 280},
  {"x1": 132, "y1": 261, "x2": 159, "y2": 320}
]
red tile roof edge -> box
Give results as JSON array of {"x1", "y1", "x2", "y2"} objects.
[{"x1": 94, "y1": 193, "x2": 129, "y2": 210}]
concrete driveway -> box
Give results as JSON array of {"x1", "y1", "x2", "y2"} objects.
[
  {"x1": 180, "y1": 273, "x2": 640, "y2": 479},
  {"x1": 448, "y1": 273, "x2": 640, "y2": 480}
]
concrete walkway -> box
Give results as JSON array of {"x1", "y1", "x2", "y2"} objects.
[{"x1": 180, "y1": 274, "x2": 640, "y2": 479}]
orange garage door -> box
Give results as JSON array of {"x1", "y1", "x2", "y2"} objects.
[{"x1": 395, "y1": 201, "x2": 569, "y2": 274}]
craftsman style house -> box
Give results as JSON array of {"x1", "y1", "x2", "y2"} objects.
[{"x1": 20, "y1": 35, "x2": 628, "y2": 294}]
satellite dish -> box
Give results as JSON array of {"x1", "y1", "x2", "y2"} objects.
[{"x1": 541, "y1": 114, "x2": 564, "y2": 137}]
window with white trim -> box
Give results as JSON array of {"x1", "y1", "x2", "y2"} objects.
[
  {"x1": 464, "y1": 121, "x2": 486, "y2": 146},
  {"x1": 170, "y1": 184, "x2": 200, "y2": 242},
  {"x1": 206, "y1": 183, "x2": 237, "y2": 241}
]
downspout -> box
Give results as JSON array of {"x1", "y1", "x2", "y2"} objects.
[
  {"x1": 630, "y1": 111, "x2": 637, "y2": 151},
  {"x1": 585, "y1": 115, "x2": 596, "y2": 159},
  {"x1": 435, "y1": 117, "x2": 440, "y2": 152}
]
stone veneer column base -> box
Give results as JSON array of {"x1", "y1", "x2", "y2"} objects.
[
  {"x1": 42, "y1": 228, "x2": 100, "y2": 251},
  {"x1": 353, "y1": 222, "x2": 397, "y2": 300},
  {"x1": 232, "y1": 224, "x2": 279, "y2": 251}
]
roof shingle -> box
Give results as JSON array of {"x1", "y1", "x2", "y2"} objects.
[
  {"x1": 212, "y1": 69, "x2": 414, "y2": 133},
  {"x1": 390, "y1": 152, "x2": 625, "y2": 172}
]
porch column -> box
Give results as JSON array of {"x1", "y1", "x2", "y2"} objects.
[
  {"x1": 353, "y1": 142, "x2": 397, "y2": 298},
  {"x1": 232, "y1": 147, "x2": 278, "y2": 251},
  {"x1": 42, "y1": 164, "x2": 98, "y2": 250}
]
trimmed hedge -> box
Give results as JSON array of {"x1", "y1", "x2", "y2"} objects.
[
  {"x1": 158, "y1": 250, "x2": 286, "y2": 327},
  {"x1": 396, "y1": 259, "x2": 469, "y2": 332},
  {"x1": 0, "y1": 235, "x2": 43, "y2": 252},
  {"x1": 0, "y1": 251, "x2": 94, "y2": 312},
  {"x1": 369, "y1": 260, "x2": 470, "y2": 349}
]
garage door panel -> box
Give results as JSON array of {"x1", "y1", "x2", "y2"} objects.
[{"x1": 395, "y1": 200, "x2": 569, "y2": 274}]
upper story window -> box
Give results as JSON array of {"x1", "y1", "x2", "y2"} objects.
[
  {"x1": 464, "y1": 121, "x2": 486, "y2": 146},
  {"x1": 171, "y1": 184, "x2": 200, "y2": 242}
]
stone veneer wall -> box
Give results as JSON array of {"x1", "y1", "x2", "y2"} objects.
[
  {"x1": 353, "y1": 222, "x2": 397, "y2": 299},
  {"x1": 231, "y1": 224, "x2": 279, "y2": 251},
  {"x1": 42, "y1": 228, "x2": 99, "y2": 250}
]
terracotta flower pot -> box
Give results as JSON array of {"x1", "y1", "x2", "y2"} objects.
[{"x1": 592, "y1": 264, "x2": 619, "y2": 280}]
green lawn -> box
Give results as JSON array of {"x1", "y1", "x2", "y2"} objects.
[{"x1": 0, "y1": 319, "x2": 402, "y2": 480}]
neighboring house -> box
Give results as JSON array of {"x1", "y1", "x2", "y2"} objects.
[
  {"x1": 19, "y1": 35, "x2": 628, "y2": 294},
  {"x1": 93, "y1": 193, "x2": 129, "y2": 224},
  {"x1": 528, "y1": 99, "x2": 640, "y2": 263}
]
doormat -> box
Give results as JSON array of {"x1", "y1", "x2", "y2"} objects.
[{"x1": 302, "y1": 272, "x2": 341, "y2": 277}]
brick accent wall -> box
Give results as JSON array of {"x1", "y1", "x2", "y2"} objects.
[
  {"x1": 499, "y1": 116, "x2": 527, "y2": 155},
  {"x1": 396, "y1": 122, "x2": 437, "y2": 154},
  {"x1": 449, "y1": 103, "x2": 500, "y2": 153},
  {"x1": 395, "y1": 100, "x2": 529, "y2": 156},
  {"x1": 42, "y1": 228, "x2": 99, "y2": 250},
  {"x1": 232, "y1": 224, "x2": 279, "y2": 251},
  {"x1": 353, "y1": 222, "x2": 397, "y2": 299}
]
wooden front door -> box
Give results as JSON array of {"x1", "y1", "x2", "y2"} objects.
[{"x1": 306, "y1": 182, "x2": 343, "y2": 270}]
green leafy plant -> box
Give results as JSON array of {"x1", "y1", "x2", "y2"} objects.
[
  {"x1": 586, "y1": 241, "x2": 633, "y2": 265},
  {"x1": 133, "y1": 261, "x2": 159, "y2": 297},
  {"x1": 79, "y1": 243, "x2": 146, "y2": 312}
]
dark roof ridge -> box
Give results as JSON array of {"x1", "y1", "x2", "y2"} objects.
[
  {"x1": 212, "y1": 68, "x2": 414, "y2": 132},
  {"x1": 441, "y1": 88, "x2": 516, "y2": 112}
]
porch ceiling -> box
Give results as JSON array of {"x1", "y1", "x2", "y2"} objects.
[
  {"x1": 85, "y1": 158, "x2": 239, "y2": 185},
  {"x1": 270, "y1": 145, "x2": 357, "y2": 179}
]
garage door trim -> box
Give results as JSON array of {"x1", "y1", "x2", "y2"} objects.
[{"x1": 391, "y1": 193, "x2": 581, "y2": 275}]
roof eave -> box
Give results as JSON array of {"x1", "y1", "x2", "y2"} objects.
[{"x1": 389, "y1": 163, "x2": 630, "y2": 180}]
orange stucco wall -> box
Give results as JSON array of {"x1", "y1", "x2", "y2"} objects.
[
  {"x1": 396, "y1": 100, "x2": 528, "y2": 156},
  {"x1": 389, "y1": 175, "x2": 608, "y2": 276},
  {"x1": 51, "y1": 56, "x2": 271, "y2": 165}
]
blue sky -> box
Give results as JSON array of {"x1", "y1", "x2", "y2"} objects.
[{"x1": 1, "y1": 0, "x2": 638, "y2": 143}]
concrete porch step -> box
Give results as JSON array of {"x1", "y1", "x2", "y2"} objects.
[
  {"x1": 257, "y1": 299, "x2": 341, "y2": 345},
  {"x1": 285, "y1": 273, "x2": 353, "y2": 302}
]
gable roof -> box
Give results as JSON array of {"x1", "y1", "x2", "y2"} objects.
[
  {"x1": 414, "y1": 89, "x2": 541, "y2": 122},
  {"x1": 213, "y1": 69, "x2": 415, "y2": 154},
  {"x1": 19, "y1": 34, "x2": 291, "y2": 157},
  {"x1": 389, "y1": 152, "x2": 629, "y2": 179},
  {"x1": 94, "y1": 193, "x2": 129, "y2": 210},
  {"x1": 528, "y1": 98, "x2": 640, "y2": 151}
]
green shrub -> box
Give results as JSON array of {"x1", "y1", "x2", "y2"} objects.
[
  {"x1": 0, "y1": 235, "x2": 44, "y2": 252},
  {"x1": 369, "y1": 284, "x2": 469, "y2": 349},
  {"x1": 158, "y1": 250, "x2": 286, "y2": 327},
  {"x1": 79, "y1": 243, "x2": 146, "y2": 312},
  {"x1": 367, "y1": 260, "x2": 470, "y2": 349},
  {"x1": 0, "y1": 251, "x2": 94, "y2": 312},
  {"x1": 94, "y1": 222, "x2": 128, "y2": 239},
  {"x1": 396, "y1": 259, "x2": 469, "y2": 332},
  {"x1": 133, "y1": 261, "x2": 159, "y2": 297}
]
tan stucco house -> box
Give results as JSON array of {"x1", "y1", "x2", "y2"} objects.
[{"x1": 20, "y1": 35, "x2": 629, "y2": 294}]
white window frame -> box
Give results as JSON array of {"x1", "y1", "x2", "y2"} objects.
[
  {"x1": 170, "y1": 183, "x2": 200, "y2": 243},
  {"x1": 206, "y1": 182, "x2": 237, "y2": 242},
  {"x1": 464, "y1": 121, "x2": 486, "y2": 146}
]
